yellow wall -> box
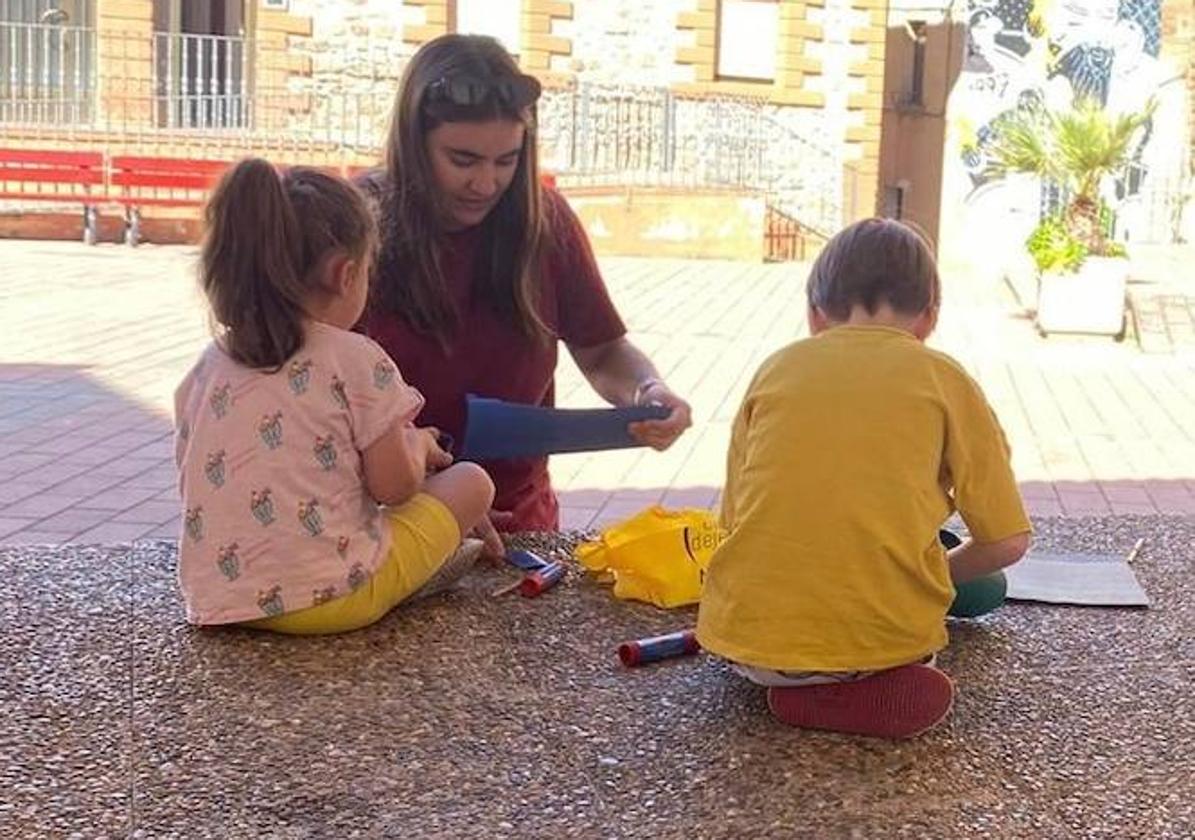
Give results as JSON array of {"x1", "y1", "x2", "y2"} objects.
[
  {"x1": 844, "y1": 0, "x2": 890, "y2": 222},
  {"x1": 96, "y1": 0, "x2": 153, "y2": 126},
  {"x1": 565, "y1": 187, "x2": 767, "y2": 262}
]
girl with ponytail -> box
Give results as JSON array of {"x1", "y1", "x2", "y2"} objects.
[{"x1": 174, "y1": 158, "x2": 494, "y2": 634}]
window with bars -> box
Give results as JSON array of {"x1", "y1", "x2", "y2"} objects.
[
  {"x1": 0, "y1": 0, "x2": 96, "y2": 124},
  {"x1": 716, "y1": 0, "x2": 779, "y2": 82},
  {"x1": 451, "y1": 0, "x2": 521, "y2": 56},
  {"x1": 151, "y1": 0, "x2": 248, "y2": 129}
]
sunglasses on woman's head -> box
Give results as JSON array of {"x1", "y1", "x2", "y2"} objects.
[{"x1": 423, "y1": 74, "x2": 542, "y2": 109}]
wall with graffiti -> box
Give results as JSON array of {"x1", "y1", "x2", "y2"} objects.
[{"x1": 939, "y1": 0, "x2": 1190, "y2": 268}]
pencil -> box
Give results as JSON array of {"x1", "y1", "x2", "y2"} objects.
[{"x1": 490, "y1": 578, "x2": 524, "y2": 598}]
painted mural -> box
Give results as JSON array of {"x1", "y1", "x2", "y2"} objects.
[{"x1": 941, "y1": 0, "x2": 1189, "y2": 265}]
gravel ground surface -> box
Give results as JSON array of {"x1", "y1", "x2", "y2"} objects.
[{"x1": 2, "y1": 516, "x2": 1192, "y2": 839}]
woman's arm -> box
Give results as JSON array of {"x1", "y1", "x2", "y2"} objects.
[{"x1": 568, "y1": 337, "x2": 692, "y2": 451}]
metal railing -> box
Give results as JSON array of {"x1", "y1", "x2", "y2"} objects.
[
  {"x1": 152, "y1": 32, "x2": 248, "y2": 130},
  {"x1": 538, "y1": 84, "x2": 845, "y2": 234},
  {"x1": 1, "y1": 24, "x2": 248, "y2": 129},
  {"x1": 1, "y1": 25, "x2": 851, "y2": 234},
  {"x1": 0, "y1": 20, "x2": 94, "y2": 124}
]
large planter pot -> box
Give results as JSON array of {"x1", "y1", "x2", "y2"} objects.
[{"x1": 1035, "y1": 256, "x2": 1128, "y2": 337}]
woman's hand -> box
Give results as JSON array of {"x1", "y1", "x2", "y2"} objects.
[
  {"x1": 628, "y1": 382, "x2": 692, "y2": 451},
  {"x1": 471, "y1": 509, "x2": 515, "y2": 561},
  {"x1": 568, "y1": 337, "x2": 694, "y2": 452}
]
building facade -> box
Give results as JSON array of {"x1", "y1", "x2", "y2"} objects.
[
  {"x1": 0, "y1": 1, "x2": 892, "y2": 239},
  {"x1": 2, "y1": 1, "x2": 1192, "y2": 255}
]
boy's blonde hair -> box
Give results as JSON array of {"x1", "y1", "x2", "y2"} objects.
[{"x1": 807, "y1": 218, "x2": 940, "y2": 322}]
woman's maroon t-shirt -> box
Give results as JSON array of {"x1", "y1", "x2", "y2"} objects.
[{"x1": 362, "y1": 189, "x2": 626, "y2": 531}]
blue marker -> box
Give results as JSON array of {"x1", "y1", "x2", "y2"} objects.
[{"x1": 506, "y1": 549, "x2": 550, "y2": 572}]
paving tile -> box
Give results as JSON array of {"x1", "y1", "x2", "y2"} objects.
[
  {"x1": 0, "y1": 517, "x2": 39, "y2": 540},
  {"x1": 1098, "y1": 480, "x2": 1151, "y2": 503},
  {"x1": 1017, "y1": 481, "x2": 1059, "y2": 501},
  {"x1": 10, "y1": 464, "x2": 94, "y2": 492},
  {"x1": 604, "y1": 488, "x2": 666, "y2": 506},
  {"x1": 121, "y1": 466, "x2": 179, "y2": 491},
  {"x1": 101, "y1": 457, "x2": 173, "y2": 480},
  {"x1": 49, "y1": 470, "x2": 131, "y2": 497},
  {"x1": 57, "y1": 446, "x2": 130, "y2": 467},
  {"x1": 556, "y1": 488, "x2": 615, "y2": 507},
  {"x1": 34, "y1": 507, "x2": 118, "y2": 534},
  {"x1": 72, "y1": 521, "x2": 157, "y2": 543},
  {"x1": 0, "y1": 453, "x2": 58, "y2": 478},
  {"x1": 1024, "y1": 498, "x2": 1065, "y2": 517},
  {"x1": 591, "y1": 498, "x2": 657, "y2": 529},
  {"x1": 4, "y1": 243, "x2": 1195, "y2": 542},
  {"x1": 4, "y1": 427, "x2": 60, "y2": 447},
  {"x1": 112, "y1": 499, "x2": 181, "y2": 525},
  {"x1": 1058, "y1": 496, "x2": 1113, "y2": 516},
  {"x1": 660, "y1": 486, "x2": 719, "y2": 509},
  {"x1": 0, "y1": 482, "x2": 46, "y2": 506},
  {"x1": 1148, "y1": 495, "x2": 1195, "y2": 515},
  {"x1": 2, "y1": 493, "x2": 87, "y2": 519},
  {"x1": 0, "y1": 529, "x2": 77, "y2": 546},
  {"x1": 20, "y1": 434, "x2": 100, "y2": 456},
  {"x1": 77, "y1": 485, "x2": 163, "y2": 513},
  {"x1": 559, "y1": 506, "x2": 598, "y2": 531}
]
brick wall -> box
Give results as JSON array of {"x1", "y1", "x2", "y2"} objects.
[
  {"x1": 522, "y1": 0, "x2": 573, "y2": 80},
  {"x1": 550, "y1": 0, "x2": 688, "y2": 86},
  {"x1": 674, "y1": 0, "x2": 824, "y2": 105},
  {"x1": 96, "y1": 0, "x2": 153, "y2": 126},
  {"x1": 1161, "y1": 0, "x2": 1195, "y2": 166},
  {"x1": 280, "y1": 0, "x2": 891, "y2": 220},
  {"x1": 256, "y1": 4, "x2": 315, "y2": 131}
]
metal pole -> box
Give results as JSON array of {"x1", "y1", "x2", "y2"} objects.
[
  {"x1": 180, "y1": 34, "x2": 189, "y2": 128},
  {"x1": 578, "y1": 82, "x2": 590, "y2": 173}
]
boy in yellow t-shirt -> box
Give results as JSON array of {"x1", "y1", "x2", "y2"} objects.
[{"x1": 696, "y1": 218, "x2": 1031, "y2": 739}]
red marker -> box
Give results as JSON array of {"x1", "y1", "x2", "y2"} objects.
[
  {"x1": 618, "y1": 630, "x2": 700, "y2": 667},
  {"x1": 519, "y1": 561, "x2": 565, "y2": 597}
]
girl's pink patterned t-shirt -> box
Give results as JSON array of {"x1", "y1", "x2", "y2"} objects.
[{"x1": 173, "y1": 321, "x2": 423, "y2": 624}]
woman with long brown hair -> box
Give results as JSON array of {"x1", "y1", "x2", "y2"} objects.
[{"x1": 359, "y1": 34, "x2": 691, "y2": 550}]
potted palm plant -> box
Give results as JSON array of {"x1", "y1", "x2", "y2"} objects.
[{"x1": 986, "y1": 97, "x2": 1154, "y2": 337}]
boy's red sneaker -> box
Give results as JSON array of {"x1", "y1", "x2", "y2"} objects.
[{"x1": 766, "y1": 664, "x2": 955, "y2": 739}]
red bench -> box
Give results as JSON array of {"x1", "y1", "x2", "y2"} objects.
[
  {"x1": 2, "y1": 152, "x2": 561, "y2": 246},
  {"x1": 110, "y1": 159, "x2": 388, "y2": 245},
  {"x1": 109, "y1": 156, "x2": 232, "y2": 246},
  {"x1": 0, "y1": 148, "x2": 106, "y2": 244},
  {"x1": 344, "y1": 165, "x2": 558, "y2": 190}
]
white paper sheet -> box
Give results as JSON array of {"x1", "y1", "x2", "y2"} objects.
[{"x1": 1004, "y1": 553, "x2": 1150, "y2": 607}]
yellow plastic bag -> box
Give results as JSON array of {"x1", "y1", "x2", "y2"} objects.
[{"x1": 575, "y1": 505, "x2": 725, "y2": 608}]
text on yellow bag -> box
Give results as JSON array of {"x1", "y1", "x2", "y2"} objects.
[{"x1": 575, "y1": 506, "x2": 725, "y2": 608}]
